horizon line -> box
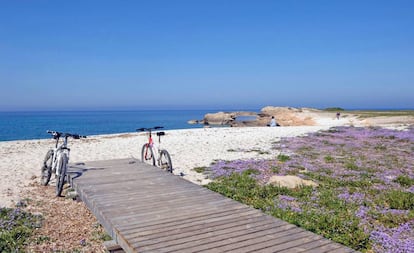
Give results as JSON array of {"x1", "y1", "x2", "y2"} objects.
[{"x1": 1, "y1": 105, "x2": 414, "y2": 113}]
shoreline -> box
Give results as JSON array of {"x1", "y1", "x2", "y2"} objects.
[
  {"x1": 2, "y1": 108, "x2": 414, "y2": 142},
  {"x1": 1, "y1": 112, "x2": 413, "y2": 208},
  {"x1": 0, "y1": 128, "x2": 341, "y2": 208}
]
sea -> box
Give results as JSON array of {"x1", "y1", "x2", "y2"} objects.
[{"x1": 0, "y1": 109, "x2": 259, "y2": 142}]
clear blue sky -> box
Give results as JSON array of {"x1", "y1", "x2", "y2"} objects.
[{"x1": 1, "y1": 0, "x2": 413, "y2": 111}]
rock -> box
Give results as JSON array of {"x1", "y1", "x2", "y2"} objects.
[
  {"x1": 267, "y1": 175, "x2": 318, "y2": 188},
  {"x1": 187, "y1": 120, "x2": 199, "y2": 125},
  {"x1": 260, "y1": 106, "x2": 317, "y2": 126},
  {"x1": 188, "y1": 106, "x2": 324, "y2": 127},
  {"x1": 203, "y1": 112, "x2": 236, "y2": 125}
]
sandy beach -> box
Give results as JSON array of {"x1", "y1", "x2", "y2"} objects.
[{"x1": 1, "y1": 111, "x2": 412, "y2": 208}]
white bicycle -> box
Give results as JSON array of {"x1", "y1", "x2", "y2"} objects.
[
  {"x1": 40, "y1": 130, "x2": 86, "y2": 196},
  {"x1": 137, "y1": 126, "x2": 173, "y2": 173}
]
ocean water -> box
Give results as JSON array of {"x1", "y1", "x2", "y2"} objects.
[{"x1": 0, "y1": 109, "x2": 242, "y2": 142}]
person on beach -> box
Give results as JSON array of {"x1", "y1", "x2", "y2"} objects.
[
  {"x1": 336, "y1": 112, "x2": 341, "y2": 120},
  {"x1": 269, "y1": 116, "x2": 278, "y2": 127}
]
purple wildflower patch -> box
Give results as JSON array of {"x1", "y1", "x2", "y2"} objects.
[
  {"x1": 371, "y1": 221, "x2": 414, "y2": 253},
  {"x1": 207, "y1": 126, "x2": 414, "y2": 251}
]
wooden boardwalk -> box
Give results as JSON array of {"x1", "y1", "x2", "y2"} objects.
[{"x1": 68, "y1": 158, "x2": 356, "y2": 253}]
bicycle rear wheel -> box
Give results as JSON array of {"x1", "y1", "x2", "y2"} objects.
[
  {"x1": 56, "y1": 153, "x2": 68, "y2": 197},
  {"x1": 40, "y1": 149, "x2": 53, "y2": 186},
  {"x1": 159, "y1": 149, "x2": 173, "y2": 173},
  {"x1": 141, "y1": 143, "x2": 156, "y2": 166}
]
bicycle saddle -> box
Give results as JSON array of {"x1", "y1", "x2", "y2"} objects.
[{"x1": 156, "y1": 132, "x2": 165, "y2": 136}]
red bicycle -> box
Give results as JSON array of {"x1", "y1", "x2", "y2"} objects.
[{"x1": 137, "y1": 126, "x2": 173, "y2": 173}]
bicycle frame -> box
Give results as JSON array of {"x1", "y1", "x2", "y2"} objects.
[
  {"x1": 137, "y1": 126, "x2": 173, "y2": 172},
  {"x1": 41, "y1": 130, "x2": 86, "y2": 196},
  {"x1": 145, "y1": 131, "x2": 162, "y2": 161},
  {"x1": 139, "y1": 127, "x2": 161, "y2": 163},
  {"x1": 50, "y1": 135, "x2": 71, "y2": 177}
]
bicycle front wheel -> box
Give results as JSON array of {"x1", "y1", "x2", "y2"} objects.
[
  {"x1": 159, "y1": 149, "x2": 173, "y2": 173},
  {"x1": 40, "y1": 149, "x2": 53, "y2": 186},
  {"x1": 141, "y1": 144, "x2": 156, "y2": 166},
  {"x1": 56, "y1": 153, "x2": 68, "y2": 197}
]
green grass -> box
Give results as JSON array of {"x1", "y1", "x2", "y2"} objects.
[
  {"x1": 205, "y1": 171, "x2": 370, "y2": 250},
  {"x1": 348, "y1": 110, "x2": 414, "y2": 118},
  {"x1": 394, "y1": 175, "x2": 414, "y2": 187},
  {"x1": 384, "y1": 190, "x2": 414, "y2": 210},
  {"x1": 0, "y1": 201, "x2": 42, "y2": 252},
  {"x1": 277, "y1": 154, "x2": 290, "y2": 162},
  {"x1": 193, "y1": 166, "x2": 208, "y2": 173}
]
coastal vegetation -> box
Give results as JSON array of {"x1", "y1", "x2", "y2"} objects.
[
  {"x1": 1, "y1": 110, "x2": 413, "y2": 251},
  {"x1": 205, "y1": 126, "x2": 414, "y2": 252},
  {"x1": 323, "y1": 107, "x2": 345, "y2": 111},
  {"x1": 0, "y1": 188, "x2": 109, "y2": 251},
  {"x1": 0, "y1": 200, "x2": 41, "y2": 252},
  {"x1": 350, "y1": 110, "x2": 414, "y2": 118}
]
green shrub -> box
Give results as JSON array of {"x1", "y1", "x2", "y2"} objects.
[
  {"x1": 385, "y1": 190, "x2": 414, "y2": 210},
  {"x1": 324, "y1": 155, "x2": 334, "y2": 163},
  {"x1": 345, "y1": 162, "x2": 359, "y2": 170},
  {"x1": 394, "y1": 175, "x2": 414, "y2": 187},
  {"x1": 277, "y1": 154, "x2": 290, "y2": 162},
  {"x1": 193, "y1": 167, "x2": 208, "y2": 173},
  {"x1": 324, "y1": 107, "x2": 345, "y2": 111},
  {"x1": 206, "y1": 171, "x2": 269, "y2": 209}
]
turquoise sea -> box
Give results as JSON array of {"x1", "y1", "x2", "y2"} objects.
[{"x1": 0, "y1": 109, "x2": 258, "y2": 141}]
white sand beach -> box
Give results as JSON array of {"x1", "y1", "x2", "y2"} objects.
[
  {"x1": 0, "y1": 114, "x2": 350, "y2": 208},
  {"x1": 1, "y1": 112, "x2": 411, "y2": 208}
]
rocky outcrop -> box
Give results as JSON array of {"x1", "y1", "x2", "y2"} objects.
[
  {"x1": 261, "y1": 106, "x2": 316, "y2": 126},
  {"x1": 194, "y1": 111, "x2": 259, "y2": 126},
  {"x1": 203, "y1": 112, "x2": 236, "y2": 125},
  {"x1": 189, "y1": 106, "x2": 323, "y2": 127}
]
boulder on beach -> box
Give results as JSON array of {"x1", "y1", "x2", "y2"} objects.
[
  {"x1": 267, "y1": 175, "x2": 318, "y2": 188},
  {"x1": 203, "y1": 112, "x2": 236, "y2": 125}
]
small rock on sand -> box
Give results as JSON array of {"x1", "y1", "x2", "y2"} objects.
[{"x1": 267, "y1": 175, "x2": 318, "y2": 188}]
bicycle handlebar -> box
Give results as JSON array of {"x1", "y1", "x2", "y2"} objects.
[
  {"x1": 46, "y1": 130, "x2": 87, "y2": 139},
  {"x1": 136, "y1": 126, "x2": 164, "y2": 132}
]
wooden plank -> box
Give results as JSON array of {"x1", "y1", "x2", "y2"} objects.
[
  {"x1": 125, "y1": 210, "x2": 268, "y2": 244},
  {"x1": 227, "y1": 231, "x2": 331, "y2": 253},
  {"x1": 114, "y1": 204, "x2": 251, "y2": 231},
  {"x1": 140, "y1": 224, "x2": 300, "y2": 252},
  {"x1": 135, "y1": 223, "x2": 294, "y2": 252},
  {"x1": 105, "y1": 197, "x2": 241, "y2": 224},
  {"x1": 276, "y1": 238, "x2": 338, "y2": 253},
  {"x1": 89, "y1": 186, "x2": 222, "y2": 207},
  {"x1": 118, "y1": 206, "x2": 260, "y2": 232}
]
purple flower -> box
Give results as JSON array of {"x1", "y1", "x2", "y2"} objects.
[
  {"x1": 207, "y1": 126, "x2": 414, "y2": 251},
  {"x1": 371, "y1": 221, "x2": 414, "y2": 252}
]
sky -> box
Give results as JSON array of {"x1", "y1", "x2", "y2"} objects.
[{"x1": 0, "y1": 0, "x2": 413, "y2": 111}]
